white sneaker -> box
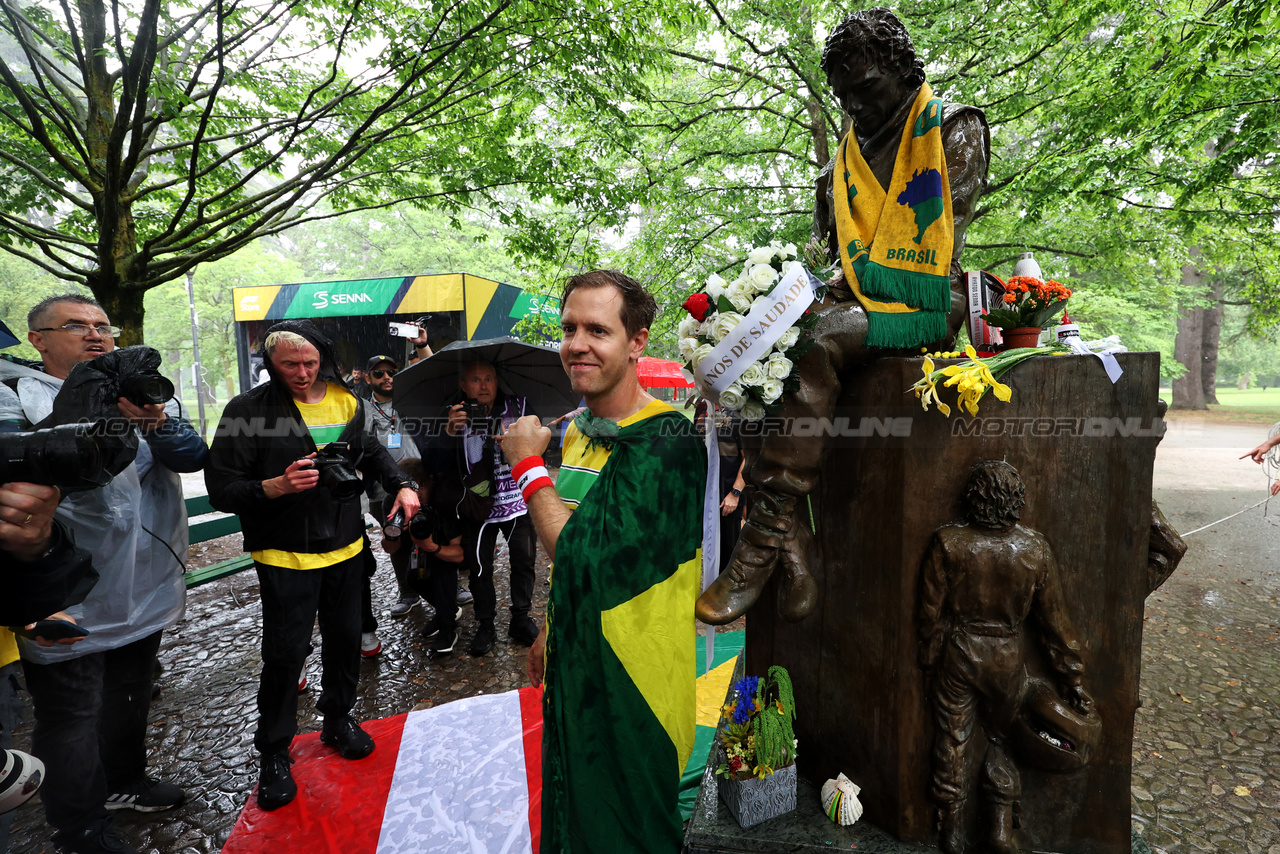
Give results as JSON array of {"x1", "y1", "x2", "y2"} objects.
[
  {"x1": 0, "y1": 749, "x2": 43, "y2": 815},
  {"x1": 360, "y1": 632, "x2": 382, "y2": 657}
]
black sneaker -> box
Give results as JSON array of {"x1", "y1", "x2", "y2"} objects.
[
  {"x1": 256, "y1": 752, "x2": 296, "y2": 811},
  {"x1": 468, "y1": 623, "x2": 496, "y2": 656},
  {"x1": 429, "y1": 629, "x2": 457, "y2": 658},
  {"x1": 456, "y1": 586, "x2": 474, "y2": 606},
  {"x1": 320, "y1": 715, "x2": 375, "y2": 760},
  {"x1": 508, "y1": 615, "x2": 539, "y2": 647},
  {"x1": 53, "y1": 822, "x2": 138, "y2": 854},
  {"x1": 104, "y1": 775, "x2": 185, "y2": 812},
  {"x1": 421, "y1": 606, "x2": 464, "y2": 641}
]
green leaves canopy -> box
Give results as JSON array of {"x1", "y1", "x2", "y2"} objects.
[{"x1": 0, "y1": 0, "x2": 668, "y2": 342}]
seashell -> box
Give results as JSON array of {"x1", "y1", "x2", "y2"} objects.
[{"x1": 820, "y1": 772, "x2": 863, "y2": 826}]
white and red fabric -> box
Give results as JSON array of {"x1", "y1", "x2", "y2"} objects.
[{"x1": 223, "y1": 687, "x2": 543, "y2": 853}]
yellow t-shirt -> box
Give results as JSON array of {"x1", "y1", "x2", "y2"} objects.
[
  {"x1": 252, "y1": 382, "x2": 363, "y2": 570},
  {"x1": 556, "y1": 399, "x2": 672, "y2": 510},
  {"x1": 0, "y1": 628, "x2": 17, "y2": 669}
]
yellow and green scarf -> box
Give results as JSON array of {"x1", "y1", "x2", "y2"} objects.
[{"x1": 834, "y1": 82, "x2": 953, "y2": 348}]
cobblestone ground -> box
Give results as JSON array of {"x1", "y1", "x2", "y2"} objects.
[
  {"x1": 1135, "y1": 497, "x2": 1280, "y2": 852},
  {"x1": 9, "y1": 417, "x2": 1280, "y2": 852},
  {"x1": 7, "y1": 533, "x2": 556, "y2": 853}
]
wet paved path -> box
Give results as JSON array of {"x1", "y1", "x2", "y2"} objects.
[
  {"x1": 9, "y1": 414, "x2": 1280, "y2": 852},
  {"x1": 1135, "y1": 417, "x2": 1280, "y2": 853},
  {"x1": 8, "y1": 537, "x2": 554, "y2": 853}
]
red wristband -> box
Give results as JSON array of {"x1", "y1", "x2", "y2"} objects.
[
  {"x1": 521, "y1": 476, "x2": 554, "y2": 503},
  {"x1": 510, "y1": 456, "x2": 546, "y2": 481}
]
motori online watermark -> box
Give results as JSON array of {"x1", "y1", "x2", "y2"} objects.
[
  {"x1": 203, "y1": 414, "x2": 1164, "y2": 442},
  {"x1": 950, "y1": 416, "x2": 1166, "y2": 438}
]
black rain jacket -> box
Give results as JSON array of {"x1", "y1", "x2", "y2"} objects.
[{"x1": 204, "y1": 320, "x2": 410, "y2": 555}]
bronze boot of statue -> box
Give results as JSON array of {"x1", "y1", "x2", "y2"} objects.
[
  {"x1": 988, "y1": 802, "x2": 1019, "y2": 854},
  {"x1": 938, "y1": 799, "x2": 967, "y2": 854},
  {"x1": 697, "y1": 491, "x2": 815, "y2": 624},
  {"x1": 776, "y1": 505, "x2": 819, "y2": 621}
]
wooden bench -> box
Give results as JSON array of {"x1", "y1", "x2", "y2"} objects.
[{"x1": 183, "y1": 495, "x2": 253, "y2": 588}]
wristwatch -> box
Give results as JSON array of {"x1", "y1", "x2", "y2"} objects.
[
  {"x1": 731, "y1": 487, "x2": 742, "y2": 497},
  {"x1": 400, "y1": 478, "x2": 420, "y2": 492}
]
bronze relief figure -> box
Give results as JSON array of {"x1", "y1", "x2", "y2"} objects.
[{"x1": 918, "y1": 461, "x2": 1100, "y2": 854}]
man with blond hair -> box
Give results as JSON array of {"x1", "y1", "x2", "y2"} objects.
[{"x1": 206, "y1": 320, "x2": 420, "y2": 812}]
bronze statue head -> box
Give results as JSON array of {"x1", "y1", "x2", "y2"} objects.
[
  {"x1": 821, "y1": 9, "x2": 926, "y2": 137},
  {"x1": 963, "y1": 460, "x2": 1026, "y2": 530}
]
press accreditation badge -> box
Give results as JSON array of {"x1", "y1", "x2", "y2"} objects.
[{"x1": 388, "y1": 433, "x2": 402, "y2": 449}]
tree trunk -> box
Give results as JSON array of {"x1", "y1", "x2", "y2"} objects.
[
  {"x1": 1238, "y1": 373, "x2": 1250, "y2": 390},
  {"x1": 1171, "y1": 261, "x2": 1207, "y2": 410},
  {"x1": 1200, "y1": 279, "x2": 1223, "y2": 405},
  {"x1": 91, "y1": 281, "x2": 147, "y2": 347}
]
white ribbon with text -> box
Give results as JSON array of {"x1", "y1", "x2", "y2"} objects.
[{"x1": 694, "y1": 262, "x2": 817, "y2": 397}]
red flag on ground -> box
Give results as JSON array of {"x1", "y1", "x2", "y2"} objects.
[{"x1": 223, "y1": 687, "x2": 543, "y2": 854}]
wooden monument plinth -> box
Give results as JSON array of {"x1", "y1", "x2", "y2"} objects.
[{"x1": 745, "y1": 353, "x2": 1163, "y2": 854}]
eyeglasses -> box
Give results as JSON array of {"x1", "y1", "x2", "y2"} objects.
[
  {"x1": 35, "y1": 324, "x2": 122, "y2": 338},
  {"x1": 369, "y1": 370, "x2": 394, "y2": 379}
]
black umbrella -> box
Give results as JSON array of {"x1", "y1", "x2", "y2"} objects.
[{"x1": 393, "y1": 336, "x2": 578, "y2": 423}]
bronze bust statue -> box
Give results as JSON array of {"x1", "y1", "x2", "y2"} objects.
[
  {"x1": 697, "y1": 8, "x2": 992, "y2": 625},
  {"x1": 919, "y1": 461, "x2": 1100, "y2": 854}
]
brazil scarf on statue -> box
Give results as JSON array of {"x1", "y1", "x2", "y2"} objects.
[
  {"x1": 541, "y1": 403, "x2": 705, "y2": 853},
  {"x1": 834, "y1": 81, "x2": 954, "y2": 348}
]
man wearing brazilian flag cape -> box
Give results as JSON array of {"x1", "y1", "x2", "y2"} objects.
[
  {"x1": 697, "y1": 8, "x2": 991, "y2": 626},
  {"x1": 499, "y1": 270, "x2": 705, "y2": 852}
]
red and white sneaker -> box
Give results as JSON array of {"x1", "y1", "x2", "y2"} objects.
[{"x1": 360, "y1": 632, "x2": 382, "y2": 658}]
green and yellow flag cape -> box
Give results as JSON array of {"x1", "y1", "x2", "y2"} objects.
[
  {"x1": 834, "y1": 82, "x2": 953, "y2": 348},
  {"x1": 542, "y1": 403, "x2": 705, "y2": 853}
]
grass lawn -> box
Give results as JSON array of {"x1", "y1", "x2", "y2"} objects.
[{"x1": 1159, "y1": 387, "x2": 1280, "y2": 425}]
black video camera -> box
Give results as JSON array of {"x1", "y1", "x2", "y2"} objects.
[
  {"x1": 0, "y1": 423, "x2": 114, "y2": 493},
  {"x1": 464, "y1": 397, "x2": 488, "y2": 425},
  {"x1": 408, "y1": 504, "x2": 439, "y2": 541},
  {"x1": 118, "y1": 369, "x2": 175, "y2": 408},
  {"x1": 310, "y1": 442, "x2": 363, "y2": 500}
]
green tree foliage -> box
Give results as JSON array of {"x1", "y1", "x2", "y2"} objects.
[
  {"x1": 142, "y1": 241, "x2": 303, "y2": 403},
  {"x1": 580, "y1": 0, "x2": 1279, "y2": 363},
  {"x1": 0, "y1": 0, "x2": 667, "y2": 344},
  {"x1": 281, "y1": 206, "x2": 527, "y2": 284}
]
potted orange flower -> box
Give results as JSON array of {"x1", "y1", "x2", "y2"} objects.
[{"x1": 981, "y1": 276, "x2": 1073, "y2": 349}]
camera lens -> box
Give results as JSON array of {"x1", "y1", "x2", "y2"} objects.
[
  {"x1": 408, "y1": 508, "x2": 436, "y2": 540},
  {"x1": 0, "y1": 424, "x2": 109, "y2": 491},
  {"x1": 120, "y1": 372, "x2": 175, "y2": 407},
  {"x1": 383, "y1": 509, "x2": 405, "y2": 538}
]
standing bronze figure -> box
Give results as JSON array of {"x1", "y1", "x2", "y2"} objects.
[
  {"x1": 919, "y1": 461, "x2": 1100, "y2": 854},
  {"x1": 696, "y1": 8, "x2": 991, "y2": 625}
]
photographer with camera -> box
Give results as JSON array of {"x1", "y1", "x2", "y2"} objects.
[
  {"x1": 205, "y1": 320, "x2": 419, "y2": 813},
  {"x1": 0, "y1": 295, "x2": 207, "y2": 854},
  {"x1": 363, "y1": 356, "x2": 428, "y2": 625},
  {"x1": 380, "y1": 463, "x2": 466, "y2": 656},
  {"x1": 0, "y1": 480, "x2": 97, "y2": 849},
  {"x1": 442, "y1": 361, "x2": 538, "y2": 656}
]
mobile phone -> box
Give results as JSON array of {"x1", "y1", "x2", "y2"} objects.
[
  {"x1": 10, "y1": 619, "x2": 89, "y2": 641},
  {"x1": 388, "y1": 322, "x2": 422, "y2": 339}
]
